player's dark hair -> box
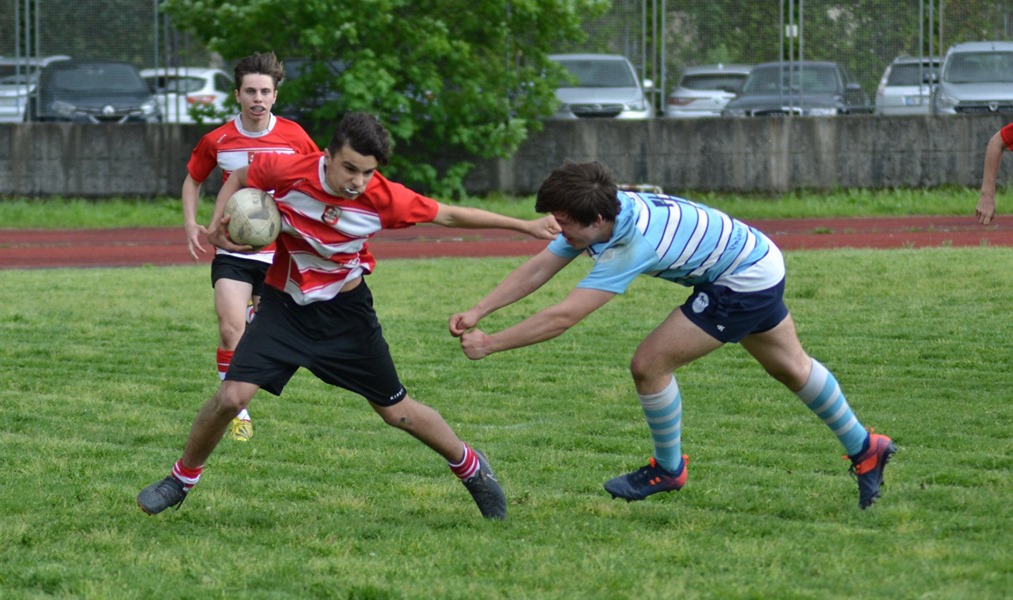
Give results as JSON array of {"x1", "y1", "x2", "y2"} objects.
[
  {"x1": 535, "y1": 160, "x2": 620, "y2": 226},
  {"x1": 327, "y1": 112, "x2": 391, "y2": 166},
  {"x1": 233, "y1": 51, "x2": 285, "y2": 91}
]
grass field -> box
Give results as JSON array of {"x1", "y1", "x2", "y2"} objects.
[{"x1": 0, "y1": 247, "x2": 1010, "y2": 598}]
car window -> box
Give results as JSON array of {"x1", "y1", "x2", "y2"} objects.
[
  {"x1": 887, "y1": 63, "x2": 939, "y2": 85},
  {"x1": 0, "y1": 73, "x2": 36, "y2": 86},
  {"x1": 52, "y1": 64, "x2": 148, "y2": 93},
  {"x1": 215, "y1": 74, "x2": 232, "y2": 93},
  {"x1": 945, "y1": 52, "x2": 1013, "y2": 83},
  {"x1": 742, "y1": 65, "x2": 838, "y2": 94},
  {"x1": 556, "y1": 58, "x2": 637, "y2": 88},
  {"x1": 680, "y1": 73, "x2": 747, "y2": 92}
]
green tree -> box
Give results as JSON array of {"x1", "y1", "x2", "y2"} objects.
[{"x1": 161, "y1": 0, "x2": 608, "y2": 195}]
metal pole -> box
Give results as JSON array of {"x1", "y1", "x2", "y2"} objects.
[
  {"x1": 153, "y1": 0, "x2": 160, "y2": 70},
  {"x1": 660, "y1": 0, "x2": 666, "y2": 113},
  {"x1": 938, "y1": 0, "x2": 944, "y2": 57},
  {"x1": 928, "y1": 0, "x2": 934, "y2": 61},
  {"x1": 779, "y1": 0, "x2": 785, "y2": 108},
  {"x1": 799, "y1": 0, "x2": 804, "y2": 110}
]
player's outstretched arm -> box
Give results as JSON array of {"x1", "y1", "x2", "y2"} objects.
[
  {"x1": 432, "y1": 203, "x2": 561, "y2": 240},
  {"x1": 450, "y1": 249, "x2": 571, "y2": 337},
  {"x1": 459, "y1": 287, "x2": 616, "y2": 360},
  {"x1": 978, "y1": 130, "x2": 1007, "y2": 225}
]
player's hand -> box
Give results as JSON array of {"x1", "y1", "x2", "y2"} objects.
[
  {"x1": 528, "y1": 214, "x2": 561, "y2": 240},
  {"x1": 449, "y1": 310, "x2": 480, "y2": 337},
  {"x1": 460, "y1": 329, "x2": 492, "y2": 360},
  {"x1": 976, "y1": 194, "x2": 996, "y2": 225},
  {"x1": 184, "y1": 222, "x2": 207, "y2": 262},
  {"x1": 206, "y1": 214, "x2": 254, "y2": 253}
]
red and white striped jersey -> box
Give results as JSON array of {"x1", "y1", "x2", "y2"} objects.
[
  {"x1": 247, "y1": 152, "x2": 440, "y2": 305},
  {"x1": 187, "y1": 114, "x2": 318, "y2": 263}
]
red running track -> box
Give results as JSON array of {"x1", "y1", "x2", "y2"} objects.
[{"x1": 1, "y1": 216, "x2": 1010, "y2": 269}]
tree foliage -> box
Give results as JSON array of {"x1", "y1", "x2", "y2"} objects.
[{"x1": 161, "y1": 0, "x2": 608, "y2": 195}]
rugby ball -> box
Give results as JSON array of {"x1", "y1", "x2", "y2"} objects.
[{"x1": 225, "y1": 188, "x2": 281, "y2": 251}]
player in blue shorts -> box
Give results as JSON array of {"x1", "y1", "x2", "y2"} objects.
[{"x1": 450, "y1": 160, "x2": 896, "y2": 509}]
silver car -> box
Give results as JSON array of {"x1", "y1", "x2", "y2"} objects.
[
  {"x1": 875, "y1": 56, "x2": 941, "y2": 115},
  {"x1": 665, "y1": 64, "x2": 751, "y2": 118},
  {"x1": 547, "y1": 53, "x2": 654, "y2": 119},
  {"x1": 0, "y1": 55, "x2": 70, "y2": 122},
  {"x1": 932, "y1": 41, "x2": 1013, "y2": 115}
]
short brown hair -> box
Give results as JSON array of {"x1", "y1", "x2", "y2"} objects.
[
  {"x1": 535, "y1": 161, "x2": 620, "y2": 226},
  {"x1": 233, "y1": 51, "x2": 285, "y2": 91},
  {"x1": 327, "y1": 112, "x2": 392, "y2": 166}
]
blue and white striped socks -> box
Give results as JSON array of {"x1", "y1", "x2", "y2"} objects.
[
  {"x1": 795, "y1": 359, "x2": 867, "y2": 456},
  {"x1": 637, "y1": 376, "x2": 683, "y2": 472}
]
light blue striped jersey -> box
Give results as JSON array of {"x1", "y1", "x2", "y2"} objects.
[{"x1": 547, "y1": 191, "x2": 777, "y2": 294}]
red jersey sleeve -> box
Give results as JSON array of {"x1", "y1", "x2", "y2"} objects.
[
  {"x1": 245, "y1": 152, "x2": 294, "y2": 192},
  {"x1": 365, "y1": 173, "x2": 440, "y2": 229},
  {"x1": 1001, "y1": 123, "x2": 1013, "y2": 151},
  {"x1": 185, "y1": 128, "x2": 225, "y2": 183}
]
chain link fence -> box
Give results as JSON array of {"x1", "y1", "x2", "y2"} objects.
[{"x1": 1, "y1": 0, "x2": 1010, "y2": 116}]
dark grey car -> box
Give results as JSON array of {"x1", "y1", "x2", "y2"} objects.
[
  {"x1": 722, "y1": 61, "x2": 871, "y2": 117},
  {"x1": 30, "y1": 60, "x2": 161, "y2": 123}
]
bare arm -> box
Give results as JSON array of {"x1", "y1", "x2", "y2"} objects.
[
  {"x1": 181, "y1": 175, "x2": 206, "y2": 261},
  {"x1": 431, "y1": 203, "x2": 560, "y2": 240},
  {"x1": 977, "y1": 130, "x2": 1008, "y2": 225},
  {"x1": 458, "y1": 286, "x2": 616, "y2": 360},
  {"x1": 205, "y1": 167, "x2": 253, "y2": 253},
  {"x1": 449, "y1": 249, "x2": 572, "y2": 337}
]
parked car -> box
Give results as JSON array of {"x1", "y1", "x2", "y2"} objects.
[
  {"x1": 30, "y1": 59, "x2": 161, "y2": 123},
  {"x1": 547, "y1": 53, "x2": 653, "y2": 119},
  {"x1": 932, "y1": 41, "x2": 1013, "y2": 115},
  {"x1": 0, "y1": 55, "x2": 70, "y2": 122},
  {"x1": 722, "y1": 60, "x2": 872, "y2": 117},
  {"x1": 665, "y1": 63, "x2": 751, "y2": 118},
  {"x1": 140, "y1": 67, "x2": 233, "y2": 124},
  {"x1": 875, "y1": 55, "x2": 941, "y2": 115}
]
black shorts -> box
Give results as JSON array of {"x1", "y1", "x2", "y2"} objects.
[
  {"x1": 680, "y1": 278, "x2": 789, "y2": 343},
  {"x1": 210, "y1": 254, "x2": 269, "y2": 297},
  {"x1": 226, "y1": 283, "x2": 407, "y2": 406}
]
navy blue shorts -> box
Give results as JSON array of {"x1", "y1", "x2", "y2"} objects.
[
  {"x1": 210, "y1": 254, "x2": 269, "y2": 297},
  {"x1": 226, "y1": 283, "x2": 407, "y2": 406},
  {"x1": 680, "y1": 278, "x2": 789, "y2": 343}
]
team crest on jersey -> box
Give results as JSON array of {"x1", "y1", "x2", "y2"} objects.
[
  {"x1": 322, "y1": 205, "x2": 342, "y2": 226},
  {"x1": 691, "y1": 292, "x2": 710, "y2": 314}
]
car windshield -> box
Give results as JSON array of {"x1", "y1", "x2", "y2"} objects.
[
  {"x1": 742, "y1": 65, "x2": 840, "y2": 95},
  {"x1": 887, "y1": 62, "x2": 939, "y2": 85},
  {"x1": 556, "y1": 58, "x2": 637, "y2": 88},
  {"x1": 943, "y1": 51, "x2": 1013, "y2": 83},
  {"x1": 681, "y1": 73, "x2": 747, "y2": 92},
  {"x1": 51, "y1": 64, "x2": 147, "y2": 93}
]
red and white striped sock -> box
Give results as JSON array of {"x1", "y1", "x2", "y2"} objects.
[
  {"x1": 216, "y1": 348, "x2": 233, "y2": 381},
  {"x1": 172, "y1": 460, "x2": 203, "y2": 492},
  {"x1": 448, "y1": 443, "x2": 480, "y2": 480}
]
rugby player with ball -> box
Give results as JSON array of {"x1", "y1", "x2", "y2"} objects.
[
  {"x1": 138, "y1": 112, "x2": 560, "y2": 520},
  {"x1": 180, "y1": 52, "x2": 318, "y2": 443}
]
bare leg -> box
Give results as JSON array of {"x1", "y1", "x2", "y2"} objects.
[
  {"x1": 181, "y1": 380, "x2": 260, "y2": 468},
  {"x1": 370, "y1": 396, "x2": 465, "y2": 462}
]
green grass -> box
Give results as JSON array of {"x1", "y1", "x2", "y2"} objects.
[
  {"x1": 0, "y1": 186, "x2": 986, "y2": 228},
  {"x1": 0, "y1": 249, "x2": 1010, "y2": 598}
]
